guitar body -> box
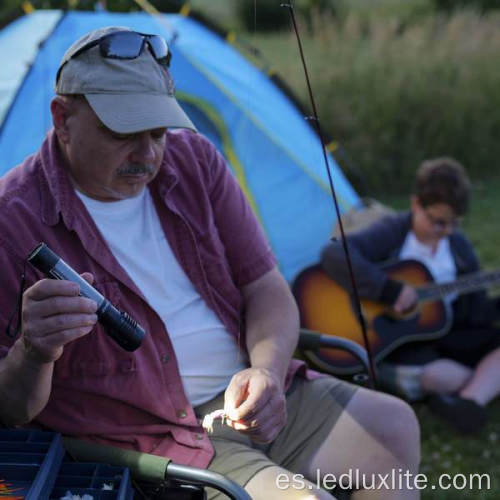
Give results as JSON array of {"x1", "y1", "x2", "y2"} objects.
[{"x1": 293, "y1": 259, "x2": 452, "y2": 375}]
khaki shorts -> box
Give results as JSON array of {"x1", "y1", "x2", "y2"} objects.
[{"x1": 194, "y1": 376, "x2": 357, "y2": 500}]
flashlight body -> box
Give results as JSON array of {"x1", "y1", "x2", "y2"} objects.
[{"x1": 28, "y1": 242, "x2": 145, "y2": 352}]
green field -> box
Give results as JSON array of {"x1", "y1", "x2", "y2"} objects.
[{"x1": 192, "y1": 0, "x2": 500, "y2": 197}]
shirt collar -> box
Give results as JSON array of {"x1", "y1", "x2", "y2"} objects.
[{"x1": 39, "y1": 129, "x2": 77, "y2": 227}]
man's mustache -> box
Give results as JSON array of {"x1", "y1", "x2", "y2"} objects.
[{"x1": 117, "y1": 163, "x2": 155, "y2": 176}]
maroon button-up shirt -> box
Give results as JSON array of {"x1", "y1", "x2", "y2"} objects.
[{"x1": 0, "y1": 129, "x2": 309, "y2": 467}]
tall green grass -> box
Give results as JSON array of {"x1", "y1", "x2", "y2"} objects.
[{"x1": 249, "y1": 9, "x2": 500, "y2": 194}]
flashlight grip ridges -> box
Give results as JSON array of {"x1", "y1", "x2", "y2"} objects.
[{"x1": 98, "y1": 303, "x2": 145, "y2": 352}]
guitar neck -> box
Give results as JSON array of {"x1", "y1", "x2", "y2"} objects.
[{"x1": 417, "y1": 269, "x2": 500, "y2": 302}]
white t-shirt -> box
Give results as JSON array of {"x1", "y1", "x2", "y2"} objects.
[
  {"x1": 399, "y1": 231, "x2": 457, "y2": 303},
  {"x1": 76, "y1": 188, "x2": 247, "y2": 406}
]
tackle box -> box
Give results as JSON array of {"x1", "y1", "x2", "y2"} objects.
[
  {"x1": 0, "y1": 429, "x2": 64, "y2": 499},
  {"x1": 0, "y1": 429, "x2": 133, "y2": 499}
]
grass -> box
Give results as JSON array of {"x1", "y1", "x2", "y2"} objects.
[
  {"x1": 415, "y1": 401, "x2": 500, "y2": 498},
  {"x1": 192, "y1": 2, "x2": 500, "y2": 195},
  {"x1": 188, "y1": 0, "x2": 240, "y2": 30},
  {"x1": 247, "y1": 9, "x2": 500, "y2": 195}
]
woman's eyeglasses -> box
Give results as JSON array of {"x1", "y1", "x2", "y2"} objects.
[{"x1": 423, "y1": 209, "x2": 462, "y2": 231}]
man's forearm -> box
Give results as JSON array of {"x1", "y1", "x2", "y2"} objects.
[
  {"x1": 243, "y1": 269, "x2": 299, "y2": 387},
  {"x1": 0, "y1": 338, "x2": 54, "y2": 426}
]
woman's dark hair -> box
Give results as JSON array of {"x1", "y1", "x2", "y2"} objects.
[{"x1": 415, "y1": 157, "x2": 471, "y2": 216}]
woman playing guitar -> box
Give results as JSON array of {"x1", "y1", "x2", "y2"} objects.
[{"x1": 320, "y1": 157, "x2": 500, "y2": 433}]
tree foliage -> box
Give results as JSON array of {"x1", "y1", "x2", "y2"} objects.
[
  {"x1": 236, "y1": 0, "x2": 338, "y2": 32},
  {"x1": 433, "y1": 0, "x2": 500, "y2": 11},
  {"x1": 1, "y1": 0, "x2": 182, "y2": 15}
]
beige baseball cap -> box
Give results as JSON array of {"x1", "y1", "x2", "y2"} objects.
[{"x1": 55, "y1": 26, "x2": 196, "y2": 134}]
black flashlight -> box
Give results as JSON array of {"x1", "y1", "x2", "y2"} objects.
[{"x1": 27, "y1": 242, "x2": 146, "y2": 352}]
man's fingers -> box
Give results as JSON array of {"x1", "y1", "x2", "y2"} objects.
[
  {"x1": 19, "y1": 275, "x2": 99, "y2": 363},
  {"x1": 26, "y1": 295, "x2": 98, "y2": 318},
  {"x1": 25, "y1": 273, "x2": 96, "y2": 302},
  {"x1": 242, "y1": 394, "x2": 285, "y2": 427},
  {"x1": 48, "y1": 325, "x2": 96, "y2": 346},
  {"x1": 225, "y1": 368, "x2": 283, "y2": 421},
  {"x1": 224, "y1": 368, "x2": 286, "y2": 442},
  {"x1": 80, "y1": 272, "x2": 94, "y2": 285},
  {"x1": 229, "y1": 389, "x2": 270, "y2": 421},
  {"x1": 224, "y1": 378, "x2": 250, "y2": 414},
  {"x1": 25, "y1": 279, "x2": 80, "y2": 301},
  {"x1": 226, "y1": 409, "x2": 285, "y2": 443},
  {"x1": 226, "y1": 372, "x2": 277, "y2": 421},
  {"x1": 227, "y1": 385, "x2": 286, "y2": 427},
  {"x1": 27, "y1": 325, "x2": 96, "y2": 352},
  {"x1": 28, "y1": 313, "x2": 98, "y2": 336}
]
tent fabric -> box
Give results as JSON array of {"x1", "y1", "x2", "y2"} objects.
[
  {"x1": 0, "y1": 9, "x2": 62, "y2": 125},
  {"x1": 0, "y1": 10, "x2": 361, "y2": 282}
]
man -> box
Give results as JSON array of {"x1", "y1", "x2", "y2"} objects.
[
  {"x1": 322, "y1": 158, "x2": 500, "y2": 434},
  {"x1": 0, "y1": 27, "x2": 419, "y2": 499}
]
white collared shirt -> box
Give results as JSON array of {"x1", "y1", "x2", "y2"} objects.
[{"x1": 399, "y1": 231, "x2": 457, "y2": 303}]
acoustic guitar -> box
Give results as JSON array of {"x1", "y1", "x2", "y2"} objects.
[{"x1": 293, "y1": 259, "x2": 500, "y2": 375}]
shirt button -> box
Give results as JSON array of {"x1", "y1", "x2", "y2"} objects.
[
  {"x1": 177, "y1": 409, "x2": 188, "y2": 419},
  {"x1": 194, "y1": 433, "x2": 204, "y2": 440},
  {"x1": 160, "y1": 354, "x2": 170, "y2": 364}
]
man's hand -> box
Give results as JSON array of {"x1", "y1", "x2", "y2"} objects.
[
  {"x1": 21, "y1": 273, "x2": 98, "y2": 363},
  {"x1": 393, "y1": 284, "x2": 419, "y2": 314},
  {"x1": 224, "y1": 367, "x2": 287, "y2": 444}
]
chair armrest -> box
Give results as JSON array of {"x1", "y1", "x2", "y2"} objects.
[
  {"x1": 298, "y1": 328, "x2": 373, "y2": 379},
  {"x1": 167, "y1": 463, "x2": 252, "y2": 500}
]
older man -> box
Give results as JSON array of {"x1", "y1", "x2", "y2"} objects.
[{"x1": 0, "y1": 27, "x2": 419, "y2": 499}]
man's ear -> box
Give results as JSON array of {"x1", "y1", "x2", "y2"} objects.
[{"x1": 50, "y1": 96, "x2": 71, "y2": 144}]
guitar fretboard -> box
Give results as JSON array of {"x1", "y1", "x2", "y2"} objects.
[{"x1": 417, "y1": 269, "x2": 500, "y2": 302}]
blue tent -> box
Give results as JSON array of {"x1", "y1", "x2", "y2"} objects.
[{"x1": 0, "y1": 10, "x2": 361, "y2": 281}]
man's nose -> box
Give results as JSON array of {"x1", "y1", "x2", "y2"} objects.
[{"x1": 130, "y1": 133, "x2": 156, "y2": 163}]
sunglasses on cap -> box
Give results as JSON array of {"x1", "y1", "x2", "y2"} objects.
[{"x1": 56, "y1": 30, "x2": 171, "y2": 84}]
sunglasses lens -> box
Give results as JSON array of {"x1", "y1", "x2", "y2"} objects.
[
  {"x1": 101, "y1": 31, "x2": 145, "y2": 59},
  {"x1": 147, "y1": 35, "x2": 170, "y2": 65}
]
